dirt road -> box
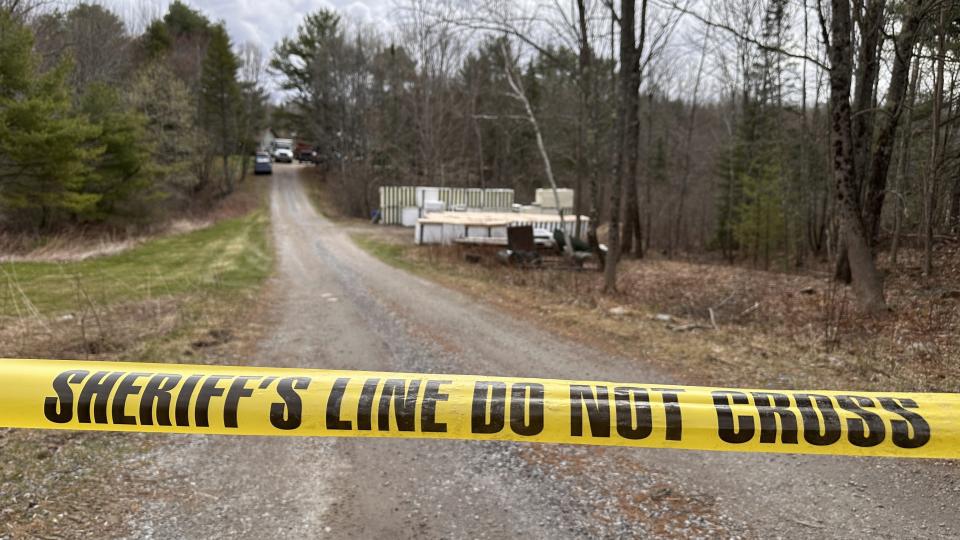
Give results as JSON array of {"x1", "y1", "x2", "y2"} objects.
[{"x1": 139, "y1": 166, "x2": 959, "y2": 538}]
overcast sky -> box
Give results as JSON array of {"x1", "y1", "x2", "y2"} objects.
[
  {"x1": 189, "y1": 0, "x2": 391, "y2": 49},
  {"x1": 99, "y1": 0, "x2": 393, "y2": 99},
  {"x1": 105, "y1": 0, "x2": 392, "y2": 55}
]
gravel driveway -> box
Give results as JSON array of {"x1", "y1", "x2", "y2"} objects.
[{"x1": 137, "y1": 165, "x2": 959, "y2": 539}]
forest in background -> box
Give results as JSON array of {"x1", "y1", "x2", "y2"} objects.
[
  {"x1": 269, "y1": 0, "x2": 960, "y2": 314},
  {"x1": 2, "y1": 0, "x2": 958, "y2": 315},
  {"x1": 0, "y1": 0, "x2": 268, "y2": 234}
]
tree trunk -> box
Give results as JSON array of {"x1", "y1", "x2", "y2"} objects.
[
  {"x1": 623, "y1": 176, "x2": 643, "y2": 256},
  {"x1": 851, "y1": 0, "x2": 886, "y2": 192},
  {"x1": 925, "y1": 2, "x2": 948, "y2": 277},
  {"x1": 828, "y1": 0, "x2": 887, "y2": 313},
  {"x1": 950, "y1": 172, "x2": 960, "y2": 234},
  {"x1": 622, "y1": 197, "x2": 636, "y2": 255},
  {"x1": 622, "y1": 11, "x2": 645, "y2": 260},
  {"x1": 604, "y1": 0, "x2": 645, "y2": 292},
  {"x1": 891, "y1": 53, "x2": 920, "y2": 265},
  {"x1": 575, "y1": 123, "x2": 584, "y2": 237},
  {"x1": 222, "y1": 154, "x2": 233, "y2": 195},
  {"x1": 578, "y1": 0, "x2": 604, "y2": 265},
  {"x1": 798, "y1": 0, "x2": 811, "y2": 265},
  {"x1": 834, "y1": 0, "x2": 885, "y2": 283},
  {"x1": 622, "y1": 176, "x2": 643, "y2": 257},
  {"x1": 625, "y1": 2, "x2": 644, "y2": 257},
  {"x1": 834, "y1": 244, "x2": 851, "y2": 283},
  {"x1": 644, "y1": 91, "x2": 653, "y2": 253},
  {"x1": 862, "y1": 0, "x2": 923, "y2": 246}
]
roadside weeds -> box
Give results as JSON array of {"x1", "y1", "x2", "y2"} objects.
[
  {"x1": 0, "y1": 181, "x2": 274, "y2": 538},
  {"x1": 350, "y1": 231, "x2": 960, "y2": 394}
]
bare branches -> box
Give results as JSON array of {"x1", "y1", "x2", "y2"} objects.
[
  {"x1": 433, "y1": 7, "x2": 564, "y2": 64},
  {"x1": 659, "y1": 0, "x2": 829, "y2": 70},
  {"x1": 816, "y1": 0, "x2": 830, "y2": 51},
  {"x1": 239, "y1": 42, "x2": 266, "y2": 87},
  {"x1": 0, "y1": 0, "x2": 43, "y2": 21},
  {"x1": 499, "y1": 40, "x2": 574, "y2": 256}
]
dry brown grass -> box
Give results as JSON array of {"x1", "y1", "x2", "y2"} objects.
[
  {"x1": 0, "y1": 180, "x2": 274, "y2": 537},
  {"x1": 0, "y1": 286, "x2": 272, "y2": 537},
  {"x1": 355, "y1": 230, "x2": 960, "y2": 394}
]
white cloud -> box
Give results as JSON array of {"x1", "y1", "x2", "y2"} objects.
[
  {"x1": 102, "y1": 0, "x2": 394, "y2": 100},
  {"x1": 105, "y1": 0, "x2": 391, "y2": 51},
  {"x1": 342, "y1": 1, "x2": 373, "y2": 23}
]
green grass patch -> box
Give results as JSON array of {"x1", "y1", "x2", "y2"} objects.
[
  {"x1": 350, "y1": 233, "x2": 418, "y2": 273},
  {"x1": 0, "y1": 189, "x2": 275, "y2": 537},
  {"x1": 0, "y1": 211, "x2": 271, "y2": 317}
]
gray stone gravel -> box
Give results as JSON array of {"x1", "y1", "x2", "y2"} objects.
[{"x1": 132, "y1": 166, "x2": 958, "y2": 539}]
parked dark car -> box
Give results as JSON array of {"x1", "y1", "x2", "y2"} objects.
[
  {"x1": 297, "y1": 148, "x2": 317, "y2": 163},
  {"x1": 254, "y1": 152, "x2": 273, "y2": 175}
]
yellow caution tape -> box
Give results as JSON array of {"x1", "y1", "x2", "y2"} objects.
[{"x1": 2, "y1": 358, "x2": 957, "y2": 459}]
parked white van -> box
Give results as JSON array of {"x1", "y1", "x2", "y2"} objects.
[{"x1": 272, "y1": 138, "x2": 294, "y2": 163}]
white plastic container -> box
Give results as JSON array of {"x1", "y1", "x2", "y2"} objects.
[
  {"x1": 416, "y1": 187, "x2": 441, "y2": 208},
  {"x1": 401, "y1": 207, "x2": 420, "y2": 227},
  {"x1": 423, "y1": 200, "x2": 446, "y2": 214},
  {"x1": 535, "y1": 188, "x2": 575, "y2": 209}
]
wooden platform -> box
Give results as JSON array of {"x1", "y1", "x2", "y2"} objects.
[
  {"x1": 415, "y1": 211, "x2": 588, "y2": 246},
  {"x1": 453, "y1": 236, "x2": 555, "y2": 247},
  {"x1": 418, "y1": 211, "x2": 583, "y2": 226}
]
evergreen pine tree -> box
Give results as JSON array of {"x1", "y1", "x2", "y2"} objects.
[
  {"x1": 0, "y1": 12, "x2": 101, "y2": 231},
  {"x1": 199, "y1": 24, "x2": 241, "y2": 195},
  {"x1": 80, "y1": 83, "x2": 155, "y2": 222},
  {"x1": 237, "y1": 80, "x2": 268, "y2": 181}
]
